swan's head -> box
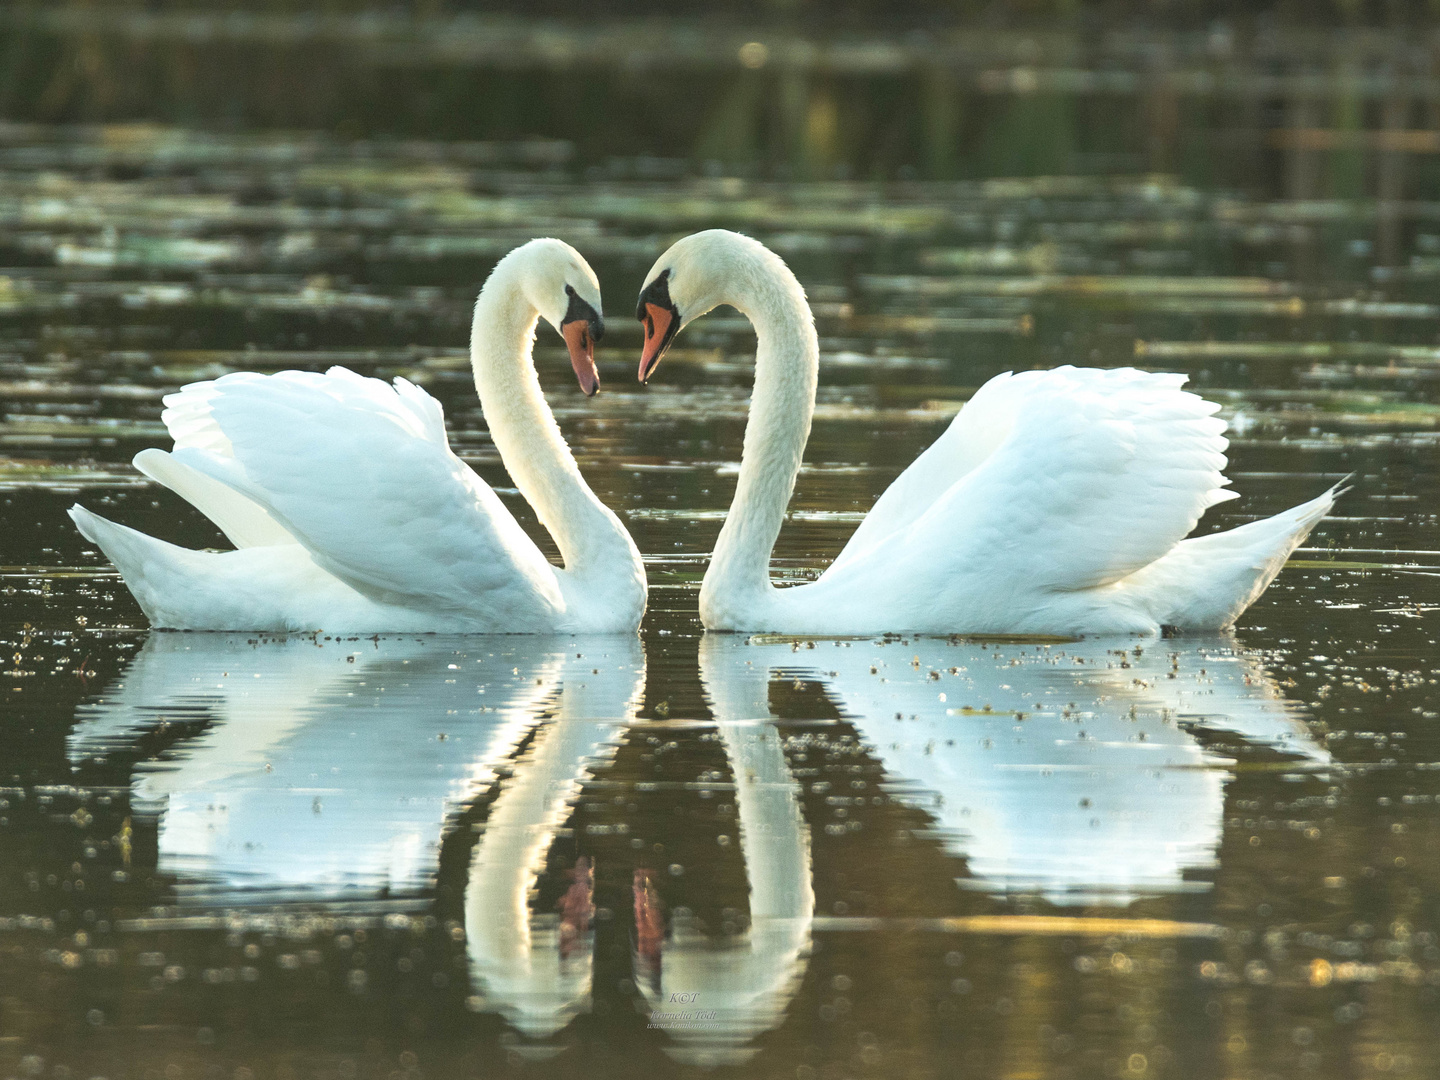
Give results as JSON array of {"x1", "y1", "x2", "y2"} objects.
[
  {"x1": 517, "y1": 238, "x2": 605, "y2": 396},
  {"x1": 637, "y1": 230, "x2": 788, "y2": 384}
]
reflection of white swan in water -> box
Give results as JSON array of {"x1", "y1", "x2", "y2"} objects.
[
  {"x1": 68, "y1": 633, "x2": 645, "y2": 1038},
  {"x1": 633, "y1": 642, "x2": 814, "y2": 1066},
  {"x1": 463, "y1": 640, "x2": 646, "y2": 1038},
  {"x1": 701, "y1": 633, "x2": 1327, "y2": 906}
]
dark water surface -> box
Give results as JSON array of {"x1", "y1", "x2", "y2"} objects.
[{"x1": 1, "y1": 124, "x2": 1439, "y2": 1079}]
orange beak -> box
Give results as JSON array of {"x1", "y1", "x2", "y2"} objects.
[
  {"x1": 563, "y1": 320, "x2": 599, "y2": 396},
  {"x1": 639, "y1": 302, "x2": 675, "y2": 384}
]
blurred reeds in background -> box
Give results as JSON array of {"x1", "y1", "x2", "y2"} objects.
[{"x1": 1, "y1": 0, "x2": 1438, "y2": 214}]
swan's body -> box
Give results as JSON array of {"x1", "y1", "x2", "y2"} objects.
[
  {"x1": 70, "y1": 240, "x2": 645, "y2": 633},
  {"x1": 636, "y1": 230, "x2": 1339, "y2": 636}
]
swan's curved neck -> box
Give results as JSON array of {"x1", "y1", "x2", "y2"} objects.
[
  {"x1": 470, "y1": 265, "x2": 631, "y2": 579},
  {"x1": 704, "y1": 258, "x2": 818, "y2": 613}
]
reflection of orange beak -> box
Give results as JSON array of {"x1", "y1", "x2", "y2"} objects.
[
  {"x1": 563, "y1": 320, "x2": 599, "y2": 396},
  {"x1": 633, "y1": 868, "x2": 664, "y2": 967},
  {"x1": 638, "y1": 302, "x2": 675, "y2": 384}
]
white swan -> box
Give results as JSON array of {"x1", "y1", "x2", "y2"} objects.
[
  {"x1": 70, "y1": 239, "x2": 645, "y2": 633},
  {"x1": 635, "y1": 230, "x2": 1341, "y2": 636}
]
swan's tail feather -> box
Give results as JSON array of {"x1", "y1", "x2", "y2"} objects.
[
  {"x1": 68, "y1": 504, "x2": 204, "y2": 627},
  {"x1": 1126, "y1": 481, "x2": 1343, "y2": 630},
  {"x1": 69, "y1": 504, "x2": 290, "y2": 631},
  {"x1": 69, "y1": 504, "x2": 411, "y2": 632}
]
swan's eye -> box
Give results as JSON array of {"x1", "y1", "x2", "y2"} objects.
[
  {"x1": 635, "y1": 268, "x2": 672, "y2": 323},
  {"x1": 561, "y1": 286, "x2": 601, "y2": 337}
]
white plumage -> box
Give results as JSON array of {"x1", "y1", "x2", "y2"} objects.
[
  {"x1": 638, "y1": 230, "x2": 1341, "y2": 636},
  {"x1": 70, "y1": 239, "x2": 645, "y2": 633}
]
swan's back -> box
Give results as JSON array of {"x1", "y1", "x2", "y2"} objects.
[
  {"x1": 833, "y1": 366, "x2": 1233, "y2": 585},
  {"x1": 795, "y1": 366, "x2": 1332, "y2": 635}
]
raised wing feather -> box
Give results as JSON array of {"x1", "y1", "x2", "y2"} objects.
[
  {"x1": 830, "y1": 369, "x2": 1035, "y2": 571},
  {"x1": 163, "y1": 367, "x2": 564, "y2": 620},
  {"x1": 143, "y1": 383, "x2": 299, "y2": 547},
  {"x1": 133, "y1": 447, "x2": 299, "y2": 548},
  {"x1": 829, "y1": 366, "x2": 1235, "y2": 592}
]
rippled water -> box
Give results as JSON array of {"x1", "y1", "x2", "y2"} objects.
[{"x1": 1, "y1": 124, "x2": 1439, "y2": 1078}]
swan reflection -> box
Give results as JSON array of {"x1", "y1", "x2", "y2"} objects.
[
  {"x1": 700, "y1": 632, "x2": 1326, "y2": 906},
  {"x1": 631, "y1": 711, "x2": 813, "y2": 1066},
  {"x1": 61, "y1": 630, "x2": 1298, "y2": 1053},
  {"x1": 69, "y1": 632, "x2": 644, "y2": 1039},
  {"x1": 612, "y1": 645, "x2": 820, "y2": 1065},
  {"x1": 463, "y1": 649, "x2": 644, "y2": 1037}
]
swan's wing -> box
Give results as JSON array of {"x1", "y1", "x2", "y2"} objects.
[
  {"x1": 831, "y1": 366, "x2": 1235, "y2": 591},
  {"x1": 133, "y1": 447, "x2": 300, "y2": 548},
  {"x1": 162, "y1": 367, "x2": 563, "y2": 618},
  {"x1": 829, "y1": 369, "x2": 1037, "y2": 570},
  {"x1": 129, "y1": 380, "x2": 303, "y2": 548}
]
